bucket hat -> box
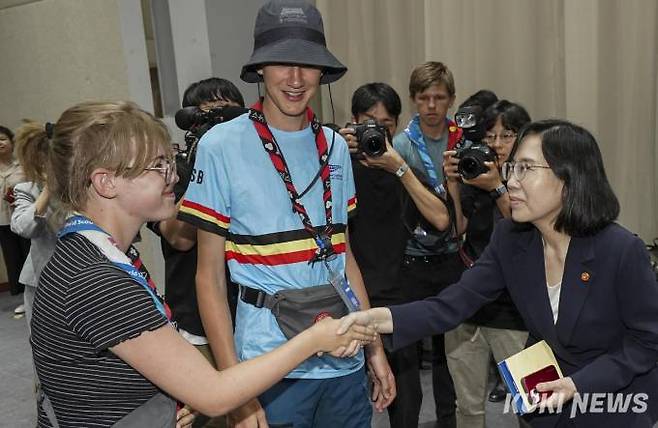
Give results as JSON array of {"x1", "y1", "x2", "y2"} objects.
[{"x1": 241, "y1": 0, "x2": 347, "y2": 84}]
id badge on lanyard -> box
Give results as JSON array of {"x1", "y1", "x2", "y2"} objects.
[
  {"x1": 313, "y1": 232, "x2": 360, "y2": 312},
  {"x1": 325, "y1": 260, "x2": 360, "y2": 312}
]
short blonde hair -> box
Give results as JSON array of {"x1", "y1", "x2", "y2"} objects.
[
  {"x1": 409, "y1": 61, "x2": 455, "y2": 99},
  {"x1": 47, "y1": 101, "x2": 172, "y2": 211}
]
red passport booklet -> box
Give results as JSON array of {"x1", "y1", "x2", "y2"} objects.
[{"x1": 521, "y1": 365, "x2": 560, "y2": 405}]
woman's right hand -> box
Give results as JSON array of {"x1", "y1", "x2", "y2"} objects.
[
  {"x1": 337, "y1": 308, "x2": 394, "y2": 336},
  {"x1": 310, "y1": 317, "x2": 376, "y2": 357}
]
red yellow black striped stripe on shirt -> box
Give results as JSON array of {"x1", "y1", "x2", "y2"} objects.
[
  {"x1": 179, "y1": 196, "x2": 357, "y2": 239},
  {"x1": 226, "y1": 224, "x2": 347, "y2": 266},
  {"x1": 347, "y1": 195, "x2": 357, "y2": 214},
  {"x1": 177, "y1": 200, "x2": 349, "y2": 266},
  {"x1": 179, "y1": 200, "x2": 230, "y2": 236}
]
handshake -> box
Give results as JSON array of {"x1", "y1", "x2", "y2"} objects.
[{"x1": 307, "y1": 307, "x2": 394, "y2": 358}]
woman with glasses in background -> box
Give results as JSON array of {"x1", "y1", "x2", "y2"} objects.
[
  {"x1": 443, "y1": 100, "x2": 532, "y2": 428},
  {"x1": 29, "y1": 101, "x2": 375, "y2": 427},
  {"x1": 341, "y1": 119, "x2": 658, "y2": 427}
]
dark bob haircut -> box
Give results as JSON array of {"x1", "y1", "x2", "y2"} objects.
[
  {"x1": 351, "y1": 82, "x2": 402, "y2": 124},
  {"x1": 459, "y1": 89, "x2": 498, "y2": 111},
  {"x1": 182, "y1": 77, "x2": 245, "y2": 108},
  {"x1": 509, "y1": 119, "x2": 619, "y2": 237},
  {"x1": 483, "y1": 100, "x2": 531, "y2": 134},
  {"x1": 0, "y1": 125, "x2": 14, "y2": 141}
]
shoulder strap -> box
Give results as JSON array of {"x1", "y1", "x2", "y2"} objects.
[{"x1": 38, "y1": 389, "x2": 60, "y2": 428}]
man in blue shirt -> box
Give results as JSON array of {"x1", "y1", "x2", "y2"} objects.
[
  {"x1": 179, "y1": 1, "x2": 395, "y2": 427},
  {"x1": 390, "y1": 61, "x2": 464, "y2": 428}
]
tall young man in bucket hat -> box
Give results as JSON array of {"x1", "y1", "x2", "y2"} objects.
[{"x1": 179, "y1": 1, "x2": 395, "y2": 426}]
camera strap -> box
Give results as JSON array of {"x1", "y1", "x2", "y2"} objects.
[{"x1": 249, "y1": 101, "x2": 336, "y2": 264}]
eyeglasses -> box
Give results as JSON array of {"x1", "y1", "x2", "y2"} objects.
[
  {"x1": 501, "y1": 161, "x2": 551, "y2": 182},
  {"x1": 144, "y1": 157, "x2": 177, "y2": 185},
  {"x1": 482, "y1": 132, "x2": 517, "y2": 145}
]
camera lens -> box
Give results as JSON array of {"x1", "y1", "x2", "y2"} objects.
[
  {"x1": 456, "y1": 143, "x2": 496, "y2": 180},
  {"x1": 361, "y1": 130, "x2": 386, "y2": 157},
  {"x1": 458, "y1": 156, "x2": 481, "y2": 180}
]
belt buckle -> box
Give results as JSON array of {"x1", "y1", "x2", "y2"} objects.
[{"x1": 255, "y1": 291, "x2": 266, "y2": 308}]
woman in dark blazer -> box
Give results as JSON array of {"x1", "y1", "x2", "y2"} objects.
[{"x1": 341, "y1": 119, "x2": 658, "y2": 427}]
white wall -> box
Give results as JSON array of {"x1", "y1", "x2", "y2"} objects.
[{"x1": 0, "y1": 0, "x2": 131, "y2": 129}]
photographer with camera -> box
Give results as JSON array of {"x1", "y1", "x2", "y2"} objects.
[
  {"x1": 340, "y1": 82, "x2": 450, "y2": 428},
  {"x1": 341, "y1": 84, "x2": 451, "y2": 234},
  {"x1": 443, "y1": 99, "x2": 532, "y2": 428},
  {"x1": 382, "y1": 61, "x2": 464, "y2": 428},
  {"x1": 149, "y1": 77, "x2": 245, "y2": 427},
  {"x1": 173, "y1": 78, "x2": 246, "y2": 202}
]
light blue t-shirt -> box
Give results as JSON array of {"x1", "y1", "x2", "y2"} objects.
[{"x1": 180, "y1": 113, "x2": 363, "y2": 379}]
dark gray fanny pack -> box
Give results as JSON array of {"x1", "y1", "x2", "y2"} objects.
[
  {"x1": 239, "y1": 284, "x2": 348, "y2": 339},
  {"x1": 40, "y1": 390, "x2": 175, "y2": 428},
  {"x1": 112, "y1": 392, "x2": 176, "y2": 427}
]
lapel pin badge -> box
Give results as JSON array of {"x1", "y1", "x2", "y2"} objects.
[{"x1": 580, "y1": 271, "x2": 591, "y2": 282}]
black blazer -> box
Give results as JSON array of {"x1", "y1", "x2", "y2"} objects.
[{"x1": 388, "y1": 219, "x2": 658, "y2": 427}]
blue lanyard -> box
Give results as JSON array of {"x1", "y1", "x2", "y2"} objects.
[
  {"x1": 59, "y1": 215, "x2": 168, "y2": 318},
  {"x1": 404, "y1": 114, "x2": 447, "y2": 196}
]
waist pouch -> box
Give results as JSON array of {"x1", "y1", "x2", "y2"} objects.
[
  {"x1": 112, "y1": 392, "x2": 176, "y2": 427},
  {"x1": 39, "y1": 390, "x2": 175, "y2": 428},
  {"x1": 239, "y1": 284, "x2": 348, "y2": 339}
]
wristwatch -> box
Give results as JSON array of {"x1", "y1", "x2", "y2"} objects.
[
  {"x1": 395, "y1": 162, "x2": 409, "y2": 178},
  {"x1": 489, "y1": 184, "x2": 508, "y2": 200}
]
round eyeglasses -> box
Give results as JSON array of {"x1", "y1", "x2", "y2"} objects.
[
  {"x1": 482, "y1": 132, "x2": 517, "y2": 145},
  {"x1": 501, "y1": 161, "x2": 551, "y2": 182},
  {"x1": 144, "y1": 158, "x2": 177, "y2": 185}
]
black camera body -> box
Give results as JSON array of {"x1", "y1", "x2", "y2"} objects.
[
  {"x1": 453, "y1": 104, "x2": 494, "y2": 180},
  {"x1": 454, "y1": 140, "x2": 496, "y2": 180},
  {"x1": 175, "y1": 106, "x2": 247, "y2": 134},
  {"x1": 346, "y1": 119, "x2": 387, "y2": 157}
]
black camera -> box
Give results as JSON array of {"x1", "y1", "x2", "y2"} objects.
[
  {"x1": 173, "y1": 105, "x2": 247, "y2": 164},
  {"x1": 453, "y1": 105, "x2": 494, "y2": 180},
  {"x1": 346, "y1": 119, "x2": 387, "y2": 157},
  {"x1": 454, "y1": 141, "x2": 496, "y2": 180},
  {"x1": 175, "y1": 105, "x2": 247, "y2": 134},
  {"x1": 172, "y1": 105, "x2": 247, "y2": 200},
  {"x1": 175, "y1": 105, "x2": 247, "y2": 154}
]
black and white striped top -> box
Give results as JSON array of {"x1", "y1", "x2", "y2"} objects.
[{"x1": 30, "y1": 233, "x2": 169, "y2": 427}]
